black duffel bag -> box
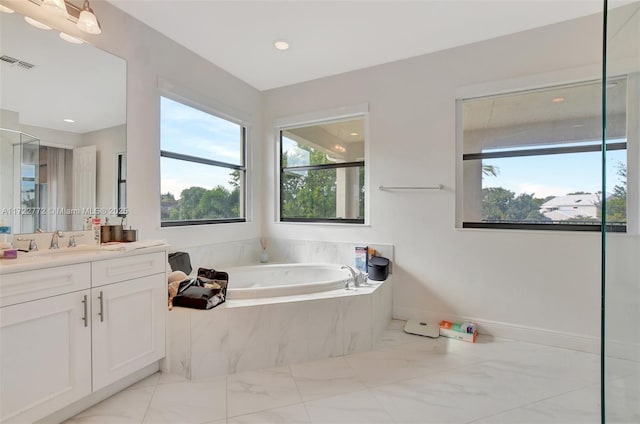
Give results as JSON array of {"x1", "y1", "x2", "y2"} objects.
[{"x1": 172, "y1": 267, "x2": 228, "y2": 310}]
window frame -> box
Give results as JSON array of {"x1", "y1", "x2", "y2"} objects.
[
  {"x1": 457, "y1": 77, "x2": 631, "y2": 233},
  {"x1": 159, "y1": 94, "x2": 248, "y2": 227},
  {"x1": 275, "y1": 105, "x2": 369, "y2": 225},
  {"x1": 116, "y1": 152, "x2": 127, "y2": 218}
]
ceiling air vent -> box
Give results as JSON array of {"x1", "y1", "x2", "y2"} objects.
[{"x1": 0, "y1": 55, "x2": 35, "y2": 70}]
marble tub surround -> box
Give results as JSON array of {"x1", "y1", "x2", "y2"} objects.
[
  {"x1": 65, "y1": 320, "x2": 639, "y2": 424},
  {"x1": 266, "y1": 238, "x2": 394, "y2": 269},
  {"x1": 173, "y1": 238, "x2": 394, "y2": 272},
  {"x1": 165, "y1": 279, "x2": 392, "y2": 379},
  {"x1": 177, "y1": 238, "x2": 264, "y2": 270}
]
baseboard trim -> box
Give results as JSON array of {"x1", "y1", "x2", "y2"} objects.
[{"x1": 393, "y1": 306, "x2": 601, "y2": 354}]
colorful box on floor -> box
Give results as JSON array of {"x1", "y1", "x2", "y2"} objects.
[{"x1": 439, "y1": 320, "x2": 478, "y2": 343}]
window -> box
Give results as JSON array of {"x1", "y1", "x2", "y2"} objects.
[
  {"x1": 279, "y1": 117, "x2": 366, "y2": 223},
  {"x1": 460, "y1": 79, "x2": 627, "y2": 232},
  {"x1": 116, "y1": 152, "x2": 127, "y2": 217},
  {"x1": 160, "y1": 96, "x2": 246, "y2": 226}
]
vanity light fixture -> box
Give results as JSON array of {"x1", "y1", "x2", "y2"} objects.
[
  {"x1": 24, "y1": 16, "x2": 52, "y2": 30},
  {"x1": 19, "y1": 1, "x2": 103, "y2": 35},
  {"x1": 42, "y1": 0, "x2": 68, "y2": 18},
  {"x1": 77, "y1": 0, "x2": 101, "y2": 35},
  {"x1": 59, "y1": 32, "x2": 84, "y2": 44},
  {"x1": 0, "y1": 4, "x2": 14, "y2": 13},
  {"x1": 274, "y1": 40, "x2": 290, "y2": 51}
]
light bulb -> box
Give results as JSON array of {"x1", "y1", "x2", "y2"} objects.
[
  {"x1": 77, "y1": 0, "x2": 101, "y2": 35},
  {"x1": 24, "y1": 16, "x2": 52, "y2": 30},
  {"x1": 42, "y1": 0, "x2": 69, "y2": 17},
  {"x1": 60, "y1": 32, "x2": 84, "y2": 44},
  {"x1": 274, "y1": 40, "x2": 290, "y2": 50}
]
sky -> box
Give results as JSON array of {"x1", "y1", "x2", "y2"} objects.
[
  {"x1": 160, "y1": 97, "x2": 242, "y2": 199},
  {"x1": 481, "y1": 146, "x2": 626, "y2": 198}
]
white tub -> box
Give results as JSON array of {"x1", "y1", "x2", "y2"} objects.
[{"x1": 225, "y1": 263, "x2": 349, "y2": 299}]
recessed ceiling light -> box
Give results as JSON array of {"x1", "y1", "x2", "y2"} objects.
[
  {"x1": 0, "y1": 5, "x2": 15, "y2": 13},
  {"x1": 24, "y1": 16, "x2": 52, "y2": 30},
  {"x1": 349, "y1": 132, "x2": 359, "y2": 136},
  {"x1": 274, "y1": 40, "x2": 290, "y2": 51},
  {"x1": 59, "y1": 32, "x2": 84, "y2": 44},
  {"x1": 551, "y1": 97, "x2": 565, "y2": 103},
  {"x1": 63, "y1": 118, "x2": 75, "y2": 123}
]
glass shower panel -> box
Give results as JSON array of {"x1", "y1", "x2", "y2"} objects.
[
  {"x1": 19, "y1": 133, "x2": 40, "y2": 233},
  {"x1": 604, "y1": 1, "x2": 640, "y2": 422},
  {"x1": 0, "y1": 128, "x2": 19, "y2": 225}
]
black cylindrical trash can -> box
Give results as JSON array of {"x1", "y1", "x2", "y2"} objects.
[{"x1": 368, "y1": 256, "x2": 390, "y2": 281}]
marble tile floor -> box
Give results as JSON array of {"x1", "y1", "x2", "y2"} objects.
[{"x1": 65, "y1": 320, "x2": 639, "y2": 424}]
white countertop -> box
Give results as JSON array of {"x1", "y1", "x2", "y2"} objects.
[{"x1": 0, "y1": 242, "x2": 169, "y2": 274}]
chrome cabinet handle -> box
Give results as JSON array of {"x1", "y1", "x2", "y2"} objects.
[
  {"x1": 98, "y1": 291, "x2": 104, "y2": 322},
  {"x1": 81, "y1": 295, "x2": 88, "y2": 327}
]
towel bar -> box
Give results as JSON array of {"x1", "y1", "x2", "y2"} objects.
[{"x1": 378, "y1": 184, "x2": 444, "y2": 191}]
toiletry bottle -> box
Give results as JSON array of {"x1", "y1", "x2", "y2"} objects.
[
  {"x1": 0, "y1": 222, "x2": 12, "y2": 249},
  {"x1": 92, "y1": 217, "x2": 101, "y2": 244}
]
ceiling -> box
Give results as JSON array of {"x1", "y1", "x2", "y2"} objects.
[
  {"x1": 463, "y1": 78, "x2": 629, "y2": 150},
  {"x1": 107, "y1": 0, "x2": 630, "y2": 91}
]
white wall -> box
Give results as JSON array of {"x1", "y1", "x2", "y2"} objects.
[
  {"x1": 0, "y1": 110, "x2": 20, "y2": 217},
  {"x1": 262, "y1": 12, "x2": 612, "y2": 344},
  {"x1": 91, "y1": 1, "x2": 263, "y2": 248},
  {"x1": 4, "y1": 0, "x2": 264, "y2": 248},
  {"x1": 82, "y1": 125, "x2": 126, "y2": 212}
]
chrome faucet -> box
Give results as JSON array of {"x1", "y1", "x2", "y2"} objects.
[
  {"x1": 357, "y1": 272, "x2": 369, "y2": 287},
  {"x1": 67, "y1": 233, "x2": 85, "y2": 248},
  {"x1": 341, "y1": 265, "x2": 358, "y2": 290},
  {"x1": 50, "y1": 230, "x2": 64, "y2": 250}
]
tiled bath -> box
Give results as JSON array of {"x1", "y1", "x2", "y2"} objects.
[
  {"x1": 65, "y1": 319, "x2": 640, "y2": 424},
  {"x1": 165, "y1": 279, "x2": 393, "y2": 379}
]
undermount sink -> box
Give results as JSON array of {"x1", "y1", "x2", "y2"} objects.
[
  {"x1": 23, "y1": 244, "x2": 104, "y2": 257},
  {"x1": 7, "y1": 245, "x2": 110, "y2": 265}
]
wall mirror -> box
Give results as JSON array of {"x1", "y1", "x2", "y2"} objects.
[{"x1": 0, "y1": 8, "x2": 126, "y2": 233}]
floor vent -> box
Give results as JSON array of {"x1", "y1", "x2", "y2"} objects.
[{"x1": 0, "y1": 55, "x2": 35, "y2": 70}]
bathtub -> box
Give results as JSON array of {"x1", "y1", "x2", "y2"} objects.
[
  {"x1": 225, "y1": 263, "x2": 349, "y2": 299},
  {"x1": 167, "y1": 262, "x2": 392, "y2": 379}
]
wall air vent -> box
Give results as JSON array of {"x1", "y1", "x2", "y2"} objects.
[{"x1": 0, "y1": 55, "x2": 35, "y2": 70}]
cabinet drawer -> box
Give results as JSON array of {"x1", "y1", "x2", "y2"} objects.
[
  {"x1": 92, "y1": 251, "x2": 166, "y2": 287},
  {"x1": 0, "y1": 263, "x2": 91, "y2": 307}
]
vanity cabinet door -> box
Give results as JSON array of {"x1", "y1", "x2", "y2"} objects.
[
  {"x1": 0, "y1": 290, "x2": 92, "y2": 424},
  {"x1": 91, "y1": 274, "x2": 166, "y2": 391}
]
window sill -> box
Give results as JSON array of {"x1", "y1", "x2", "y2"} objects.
[
  {"x1": 161, "y1": 218, "x2": 246, "y2": 227},
  {"x1": 461, "y1": 222, "x2": 626, "y2": 233},
  {"x1": 276, "y1": 220, "x2": 369, "y2": 227}
]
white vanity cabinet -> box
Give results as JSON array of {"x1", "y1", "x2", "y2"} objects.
[
  {"x1": 0, "y1": 249, "x2": 167, "y2": 424},
  {"x1": 91, "y1": 252, "x2": 167, "y2": 391},
  {"x1": 0, "y1": 288, "x2": 92, "y2": 424}
]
